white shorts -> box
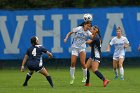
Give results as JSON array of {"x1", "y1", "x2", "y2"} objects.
[
  {"x1": 71, "y1": 48, "x2": 85, "y2": 56},
  {"x1": 113, "y1": 55, "x2": 125, "y2": 61}
]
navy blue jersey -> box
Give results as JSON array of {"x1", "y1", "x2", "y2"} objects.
[
  {"x1": 90, "y1": 34, "x2": 101, "y2": 60},
  {"x1": 26, "y1": 45, "x2": 48, "y2": 71}
]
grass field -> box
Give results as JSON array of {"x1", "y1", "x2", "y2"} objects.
[{"x1": 0, "y1": 67, "x2": 140, "y2": 93}]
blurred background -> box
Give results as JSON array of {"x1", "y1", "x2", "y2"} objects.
[
  {"x1": 0, "y1": 0, "x2": 140, "y2": 69},
  {"x1": 0, "y1": 0, "x2": 140, "y2": 9}
]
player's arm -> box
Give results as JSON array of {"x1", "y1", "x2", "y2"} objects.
[
  {"x1": 106, "y1": 38, "x2": 114, "y2": 52},
  {"x1": 106, "y1": 44, "x2": 111, "y2": 52},
  {"x1": 46, "y1": 51, "x2": 53, "y2": 58},
  {"x1": 64, "y1": 31, "x2": 73, "y2": 43},
  {"x1": 124, "y1": 43, "x2": 129, "y2": 48},
  {"x1": 86, "y1": 39, "x2": 93, "y2": 44},
  {"x1": 21, "y1": 54, "x2": 28, "y2": 72},
  {"x1": 124, "y1": 37, "x2": 130, "y2": 48}
]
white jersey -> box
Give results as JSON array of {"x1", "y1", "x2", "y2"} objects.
[
  {"x1": 110, "y1": 36, "x2": 129, "y2": 58},
  {"x1": 71, "y1": 26, "x2": 92, "y2": 49}
]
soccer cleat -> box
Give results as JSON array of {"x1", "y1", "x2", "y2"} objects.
[
  {"x1": 84, "y1": 83, "x2": 91, "y2": 86},
  {"x1": 120, "y1": 76, "x2": 124, "y2": 80},
  {"x1": 70, "y1": 79, "x2": 74, "y2": 85},
  {"x1": 82, "y1": 77, "x2": 87, "y2": 83},
  {"x1": 114, "y1": 76, "x2": 119, "y2": 80},
  {"x1": 70, "y1": 77, "x2": 75, "y2": 85},
  {"x1": 23, "y1": 83, "x2": 27, "y2": 87},
  {"x1": 103, "y1": 79, "x2": 110, "y2": 87}
]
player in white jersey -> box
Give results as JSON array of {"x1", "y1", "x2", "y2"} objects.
[
  {"x1": 106, "y1": 27, "x2": 129, "y2": 80},
  {"x1": 64, "y1": 21, "x2": 96, "y2": 84}
]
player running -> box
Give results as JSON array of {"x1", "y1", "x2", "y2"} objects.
[
  {"x1": 106, "y1": 27, "x2": 129, "y2": 80},
  {"x1": 21, "y1": 36, "x2": 54, "y2": 88},
  {"x1": 85, "y1": 26, "x2": 109, "y2": 87},
  {"x1": 64, "y1": 21, "x2": 96, "y2": 84}
]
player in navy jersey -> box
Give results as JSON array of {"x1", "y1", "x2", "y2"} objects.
[
  {"x1": 21, "y1": 36, "x2": 54, "y2": 88},
  {"x1": 85, "y1": 26, "x2": 109, "y2": 87}
]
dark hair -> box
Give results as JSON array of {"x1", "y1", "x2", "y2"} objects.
[
  {"x1": 78, "y1": 21, "x2": 92, "y2": 27},
  {"x1": 83, "y1": 21, "x2": 92, "y2": 26},
  {"x1": 116, "y1": 27, "x2": 122, "y2": 31},
  {"x1": 93, "y1": 25, "x2": 102, "y2": 43},
  {"x1": 31, "y1": 36, "x2": 38, "y2": 46}
]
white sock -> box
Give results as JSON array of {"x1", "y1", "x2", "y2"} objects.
[
  {"x1": 82, "y1": 68, "x2": 87, "y2": 78},
  {"x1": 70, "y1": 67, "x2": 75, "y2": 79},
  {"x1": 114, "y1": 69, "x2": 119, "y2": 77},
  {"x1": 120, "y1": 67, "x2": 124, "y2": 77}
]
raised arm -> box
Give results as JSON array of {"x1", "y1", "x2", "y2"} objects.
[
  {"x1": 21, "y1": 54, "x2": 28, "y2": 72},
  {"x1": 64, "y1": 31, "x2": 73, "y2": 43}
]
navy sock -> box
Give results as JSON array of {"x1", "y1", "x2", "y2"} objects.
[
  {"x1": 86, "y1": 70, "x2": 90, "y2": 84},
  {"x1": 24, "y1": 73, "x2": 32, "y2": 84},
  {"x1": 95, "y1": 70, "x2": 105, "y2": 81},
  {"x1": 46, "y1": 76, "x2": 54, "y2": 88}
]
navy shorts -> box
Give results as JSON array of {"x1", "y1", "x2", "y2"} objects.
[{"x1": 27, "y1": 62, "x2": 44, "y2": 72}]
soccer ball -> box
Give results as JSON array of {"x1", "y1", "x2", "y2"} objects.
[{"x1": 83, "y1": 13, "x2": 93, "y2": 22}]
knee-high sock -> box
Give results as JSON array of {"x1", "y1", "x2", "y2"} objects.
[
  {"x1": 46, "y1": 76, "x2": 54, "y2": 88},
  {"x1": 82, "y1": 68, "x2": 87, "y2": 78},
  {"x1": 120, "y1": 67, "x2": 124, "y2": 77},
  {"x1": 70, "y1": 67, "x2": 75, "y2": 79},
  {"x1": 95, "y1": 70, "x2": 105, "y2": 81},
  {"x1": 86, "y1": 70, "x2": 90, "y2": 84},
  {"x1": 24, "y1": 72, "x2": 33, "y2": 84}
]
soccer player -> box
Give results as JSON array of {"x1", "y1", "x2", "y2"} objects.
[
  {"x1": 64, "y1": 21, "x2": 96, "y2": 84},
  {"x1": 85, "y1": 26, "x2": 109, "y2": 87},
  {"x1": 106, "y1": 27, "x2": 129, "y2": 80},
  {"x1": 21, "y1": 36, "x2": 54, "y2": 88}
]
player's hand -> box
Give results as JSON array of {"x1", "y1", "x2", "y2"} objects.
[
  {"x1": 64, "y1": 38, "x2": 67, "y2": 43},
  {"x1": 124, "y1": 44, "x2": 129, "y2": 48},
  {"x1": 21, "y1": 66, "x2": 24, "y2": 72},
  {"x1": 48, "y1": 52, "x2": 53, "y2": 58}
]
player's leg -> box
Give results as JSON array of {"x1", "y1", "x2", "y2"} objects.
[
  {"x1": 79, "y1": 50, "x2": 87, "y2": 82},
  {"x1": 39, "y1": 67, "x2": 54, "y2": 87},
  {"x1": 92, "y1": 60, "x2": 109, "y2": 87},
  {"x1": 85, "y1": 58, "x2": 92, "y2": 86},
  {"x1": 23, "y1": 70, "x2": 34, "y2": 86},
  {"x1": 118, "y1": 57, "x2": 125, "y2": 80},
  {"x1": 70, "y1": 48, "x2": 78, "y2": 84},
  {"x1": 113, "y1": 58, "x2": 119, "y2": 79}
]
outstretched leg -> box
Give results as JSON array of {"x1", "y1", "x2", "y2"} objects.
[
  {"x1": 39, "y1": 68, "x2": 54, "y2": 88},
  {"x1": 23, "y1": 71, "x2": 34, "y2": 86},
  {"x1": 92, "y1": 61, "x2": 109, "y2": 87}
]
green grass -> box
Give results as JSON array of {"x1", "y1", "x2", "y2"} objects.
[{"x1": 0, "y1": 67, "x2": 140, "y2": 93}]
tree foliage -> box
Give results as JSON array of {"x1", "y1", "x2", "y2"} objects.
[{"x1": 0, "y1": 0, "x2": 140, "y2": 9}]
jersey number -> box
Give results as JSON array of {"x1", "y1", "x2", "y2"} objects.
[{"x1": 32, "y1": 48, "x2": 36, "y2": 56}]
